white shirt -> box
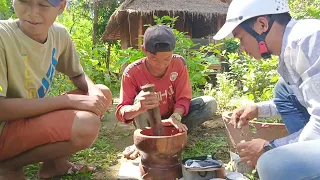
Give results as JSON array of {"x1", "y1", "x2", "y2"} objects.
[{"x1": 257, "y1": 18, "x2": 320, "y2": 146}]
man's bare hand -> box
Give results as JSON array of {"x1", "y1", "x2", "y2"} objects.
[
  {"x1": 230, "y1": 104, "x2": 258, "y2": 128},
  {"x1": 236, "y1": 139, "x2": 267, "y2": 168},
  {"x1": 134, "y1": 91, "x2": 159, "y2": 112},
  {"x1": 162, "y1": 117, "x2": 188, "y2": 132},
  {"x1": 67, "y1": 93, "x2": 107, "y2": 117}
]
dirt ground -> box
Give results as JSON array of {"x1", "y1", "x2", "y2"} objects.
[
  {"x1": 98, "y1": 104, "x2": 136, "y2": 179},
  {"x1": 98, "y1": 103, "x2": 229, "y2": 179}
]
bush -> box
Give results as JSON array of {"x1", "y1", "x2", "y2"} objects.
[
  {"x1": 203, "y1": 73, "x2": 240, "y2": 113},
  {"x1": 228, "y1": 53, "x2": 279, "y2": 102},
  {"x1": 204, "y1": 39, "x2": 279, "y2": 113}
]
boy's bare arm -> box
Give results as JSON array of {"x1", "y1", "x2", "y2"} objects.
[
  {"x1": 69, "y1": 73, "x2": 96, "y2": 93},
  {"x1": 0, "y1": 96, "x2": 70, "y2": 122},
  {"x1": 0, "y1": 74, "x2": 109, "y2": 122},
  {"x1": 0, "y1": 91, "x2": 107, "y2": 122}
]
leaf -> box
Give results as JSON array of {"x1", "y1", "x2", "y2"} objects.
[
  {"x1": 213, "y1": 49, "x2": 221, "y2": 55},
  {"x1": 271, "y1": 75, "x2": 279, "y2": 82},
  {"x1": 90, "y1": 59, "x2": 99, "y2": 66},
  {"x1": 143, "y1": 24, "x2": 152, "y2": 27},
  {"x1": 205, "y1": 55, "x2": 220, "y2": 64},
  {"x1": 117, "y1": 57, "x2": 130, "y2": 66},
  {"x1": 248, "y1": 94, "x2": 255, "y2": 100}
]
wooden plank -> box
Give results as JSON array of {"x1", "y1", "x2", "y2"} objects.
[{"x1": 217, "y1": 14, "x2": 222, "y2": 30}]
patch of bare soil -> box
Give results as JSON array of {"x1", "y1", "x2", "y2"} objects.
[{"x1": 98, "y1": 104, "x2": 136, "y2": 179}]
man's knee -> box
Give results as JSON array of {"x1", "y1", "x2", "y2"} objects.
[
  {"x1": 95, "y1": 84, "x2": 113, "y2": 105},
  {"x1": 257, "y1": 147, "x2": 290, "y2": 177},
  {"x1": 202, "y1": 96, "x2": 217, "y2": 117},
  {"x1": 71, "y1": 111, "x2": 101, "y2": 150},
  {"x1": 257, "y1": 151, "x2": 274, "y2": 173},
  {"x1": 95, "y1": 84, "x2": 112, "y2": 99}
]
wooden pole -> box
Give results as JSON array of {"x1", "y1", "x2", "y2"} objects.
[
  {"x1": 92, "y1": 1, "x2": 98, "y2": 46},
  {"x1": 106, "y1": 41, "x2": 112, "y2": 75},
  {"x1": 217, "y1": 14, "x2": 222, "y2": 30},
  {"x1": 138, "y1": 15, "x2": 143, "y2": 47},
  {"x1": 120, "y1": 13, "x2": 130, "y2": 49},
  {"x1": 120, "y1": 13, "x2": 130, "y2": 75}
]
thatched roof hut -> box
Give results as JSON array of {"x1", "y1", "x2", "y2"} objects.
[{"x1": 101, "y1": 0, "x2": 229, "y2": 48}]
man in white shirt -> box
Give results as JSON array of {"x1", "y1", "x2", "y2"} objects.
[{"x1": 214, "y1": 0, "x2": 320, "y2": 179}]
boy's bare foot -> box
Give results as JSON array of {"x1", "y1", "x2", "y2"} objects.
[
  {"x1": 123, "y1": 145, "x2": 140, "y2": 160},
  {"x1": 39, "y1": 159, "x2": 94, "y2": 179},
  {"x1": 0, "y1": 168, "x2": 25, "y2": 180}
]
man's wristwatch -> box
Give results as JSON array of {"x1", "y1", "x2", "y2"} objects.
[
  {"x1": 171, "y1": 113, "x2": 182, "y2": 121},
  {"x1": 263, "y1": 141, "x2": 275, "y2": 153}
]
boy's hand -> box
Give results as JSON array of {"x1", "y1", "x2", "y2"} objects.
[
  {"x1": 88, "y1": 88, "x2": 111, "y2": 109},
  {"x1": 88, "y1": 88, "x2": 110, "y2": 118},
  {"x1": 67, "y1": 93, "x2": 107, "y2": 117},
  {"x1": 162, "y1": 117, "x2": 188, "y2": 132},
  {"x1": 134, "y1": 91, "x2": 159, "y2": 113}
]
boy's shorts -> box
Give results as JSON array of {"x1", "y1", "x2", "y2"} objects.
[{"x1": 0, "y1": 89, "x2": 85, "y2": 161}]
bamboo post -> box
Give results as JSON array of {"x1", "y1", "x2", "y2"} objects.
[
  {"x1": 141, "y1": 84, "x2": 164, "y2": 136},
  {"x1": 138, "y1": 15, "x2": 143, "y2": 47}
]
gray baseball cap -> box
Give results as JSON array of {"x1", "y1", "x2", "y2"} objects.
[
  {"x1": 47, "y1": 0, "x2": 62, "y2": 7},
  {"x1": 143, "y1": 25, "x2": 176, "y2": 54}
]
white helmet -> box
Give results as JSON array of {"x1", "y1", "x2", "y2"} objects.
[{"x1": 213, "y1": 0, "x2": 290, "y2": 40}]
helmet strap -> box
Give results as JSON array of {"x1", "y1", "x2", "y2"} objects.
[{"x1": 240, "y1": 17, "x2": 275, "y2": 59}]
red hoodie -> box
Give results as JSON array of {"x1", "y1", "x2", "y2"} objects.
[{"x1": 116, "y1": 54, "x2": 192, "y2": 123}]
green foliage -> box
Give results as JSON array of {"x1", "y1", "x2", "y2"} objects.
[
  {"x1": 97, "y1": 2, "x2": 120, "y2": 39},
  {"x1": 117, "y1": 47, "x2": 144, "y2": 67},
  {"x1": 204, "y1": 38, "x2": 279, "y2": 114},
  {"x1": 245, "y1": 169, "x2": 258, "y2": 180},
  {"x1": 308, "y1": 4, "x2": 320, "y2": 19},
  {"x1": 153, "y1": 15, "x2": 178, "y2": 28},
  {"x1": 0, "y1": 0, "x2": 8, "y2": 19},
  {"x1": 70, "y1": 138, "x2": 117, "y2": 167},
  {"x1": 0, "y1": 0, "x2": 14, "y2": 20},
  {"x1": 183, "y1": 50, "x2": 211, "y2": 93},
  {"x1": 203, "y1": 73, "x2": 240, "y2": 113},
  {"x1": 221, "y1": 38, "x2": 240, "y2": 54},
  {"x1": 288, "y1": 0, "x2": 320, "y2": 19},
  {"x1": 182, "y1": 134, "x2": 228, "y2": 160},
  {"x1": 228, "y1": 53, "x2": 279, "y2": 102}
]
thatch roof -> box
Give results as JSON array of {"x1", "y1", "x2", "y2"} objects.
[{"x1": 102, "y1": 0, "x2": 229, "y2": 41}]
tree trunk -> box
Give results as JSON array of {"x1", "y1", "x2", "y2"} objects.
[
  {"x1": 106, "y1": 41, "x2": 111, "y2": 75},
  {"x1": 93, "y1": 1, "x2": 98, "y2": 46}
]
